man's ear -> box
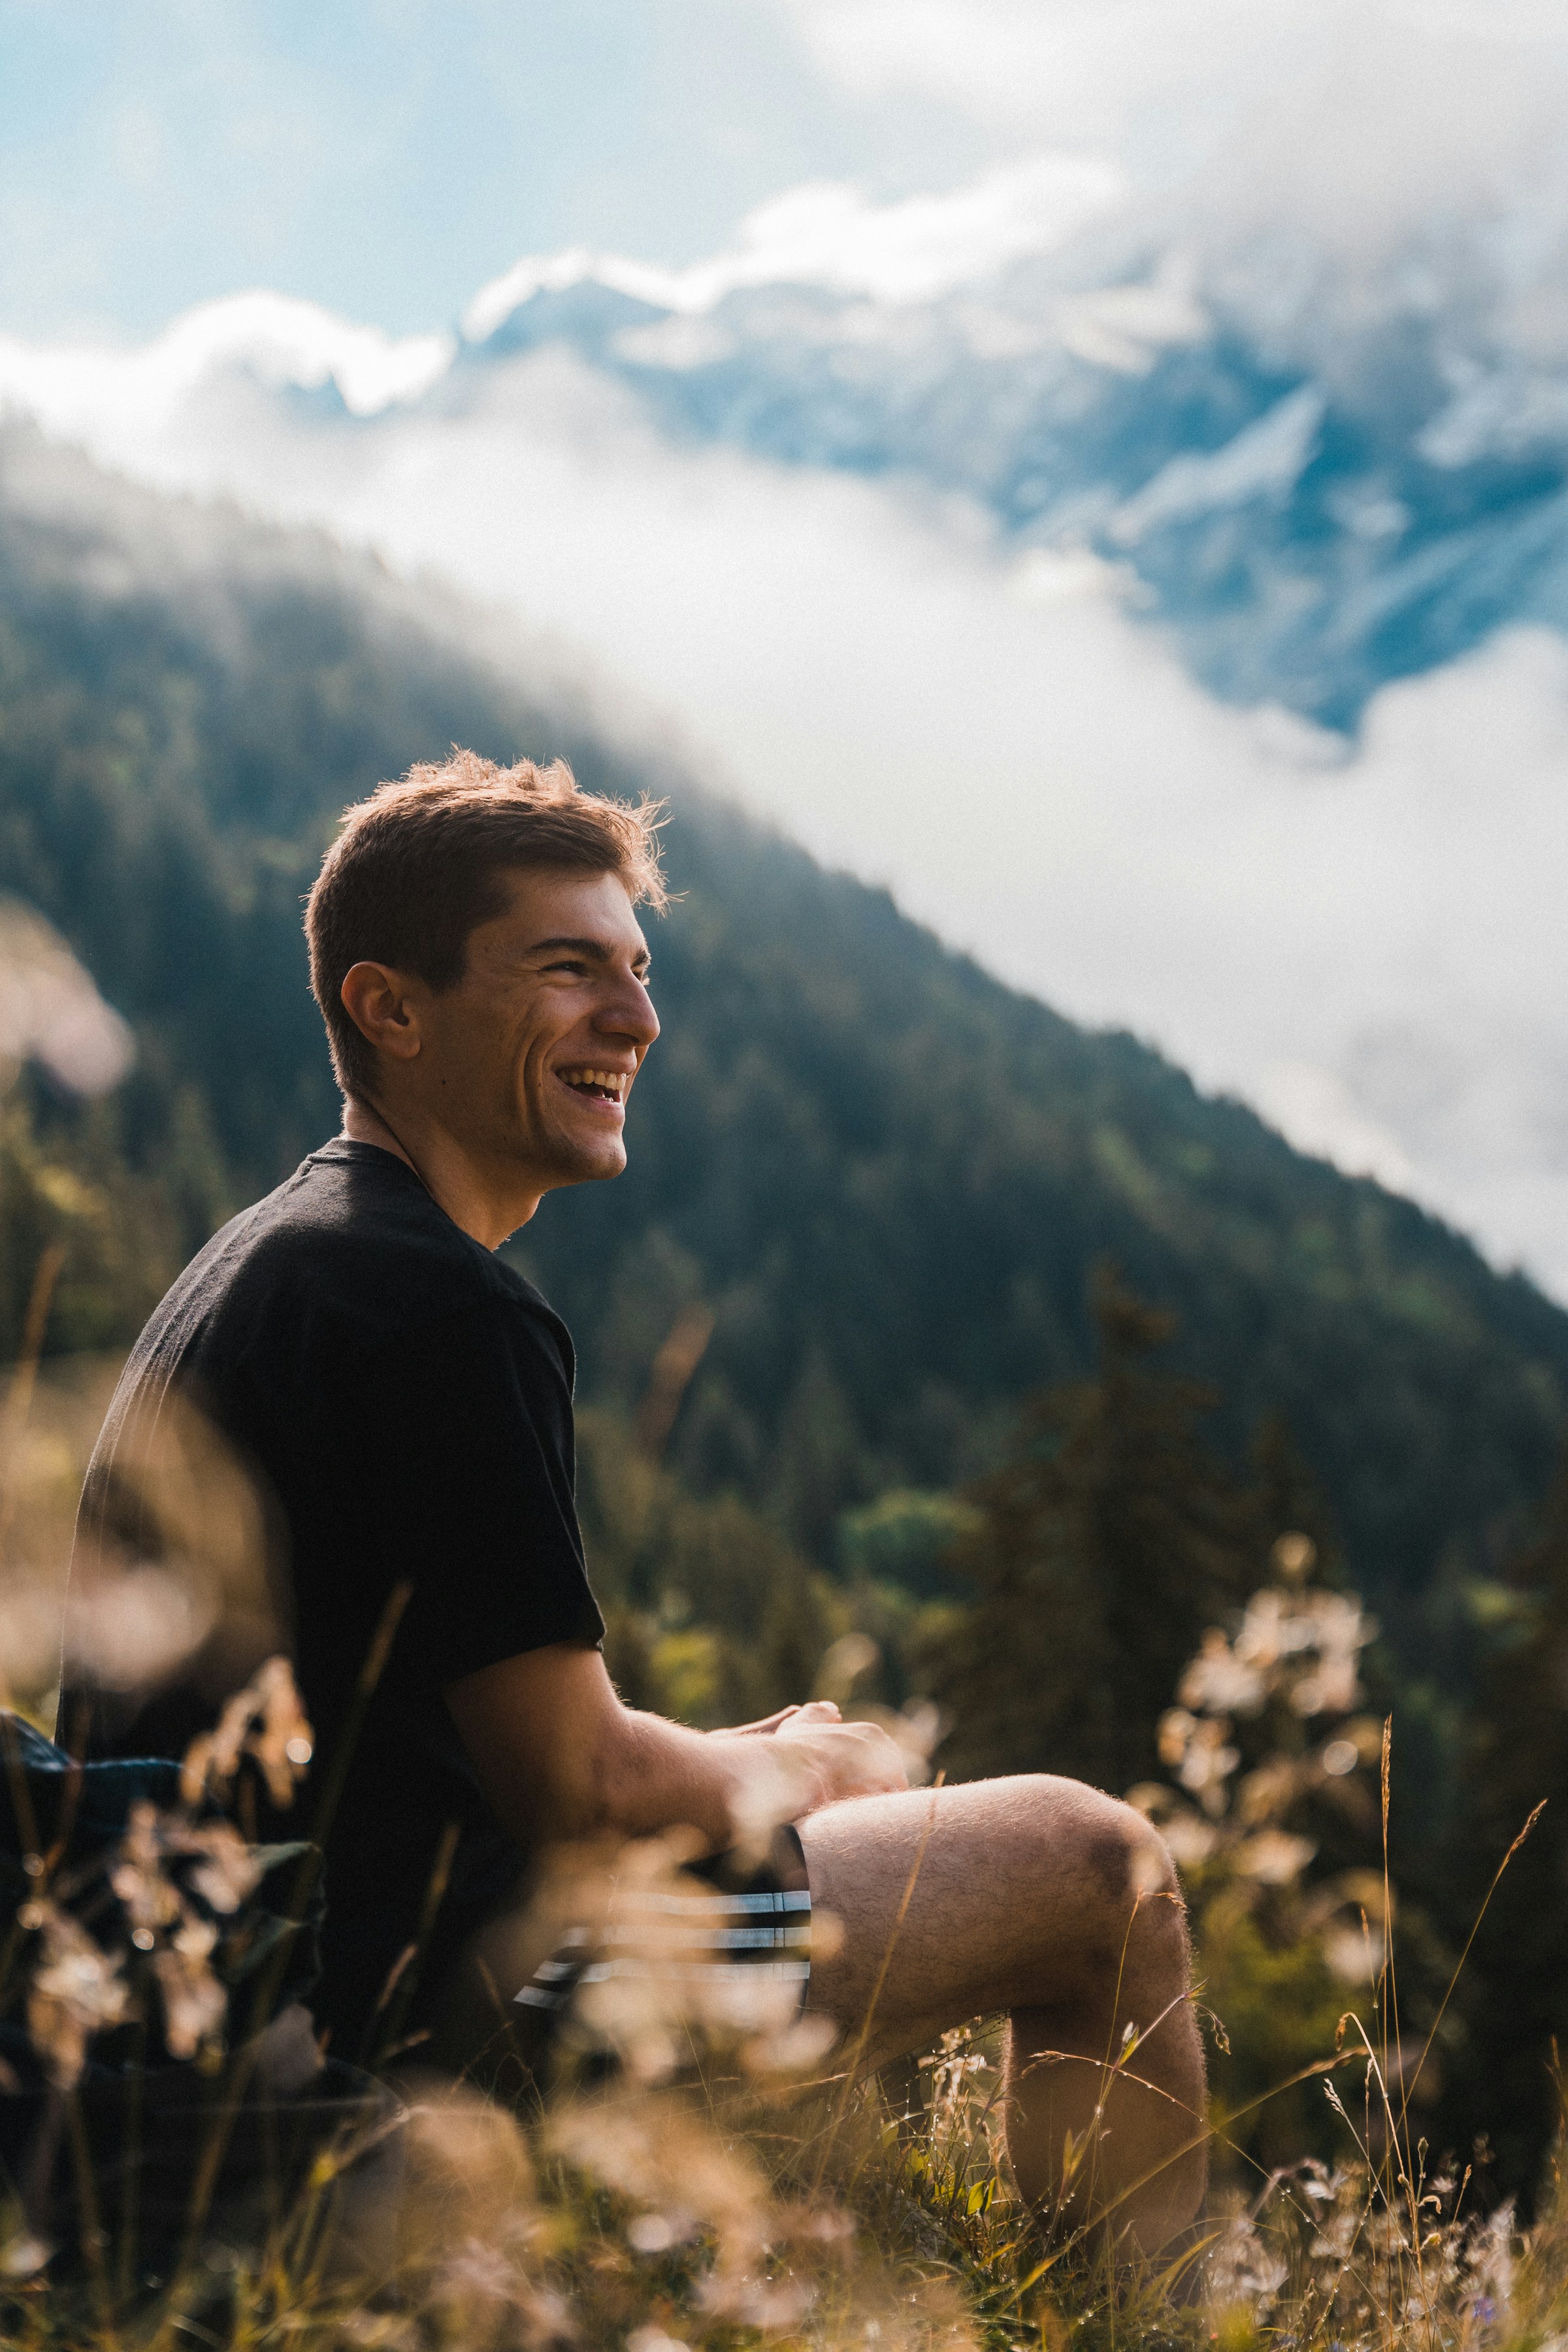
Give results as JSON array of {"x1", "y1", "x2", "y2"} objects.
[{"x1": 340, "y1": 962, "x2": 424, "y2": 1062}]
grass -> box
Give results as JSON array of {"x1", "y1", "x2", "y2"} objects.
[{"x1": 3, "y1": 1848, "x2": 1566, "y2": 2352}]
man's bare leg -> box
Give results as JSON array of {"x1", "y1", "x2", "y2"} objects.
[{"x1": 797, "y1": 1776, "x2": 1206, "y2": 2255}]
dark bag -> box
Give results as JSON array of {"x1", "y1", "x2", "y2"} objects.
[{"x1": 0, "y1": 1711, "x2": 384, "y2": 2285}]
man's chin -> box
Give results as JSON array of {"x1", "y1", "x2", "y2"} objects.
[{"x1": 540, "y1": 1137, "x2": 629, "y2": 1190}]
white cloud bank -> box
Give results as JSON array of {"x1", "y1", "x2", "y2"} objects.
[
  {"x1": 462, "y1": 152, "x2": 1126, "y2": 334},
  {"x1": 0, "y1": 291, "x2": 453, "y2": 431},
  {"x1": 781, "y1": 0, "x2": 1568, "y2": 376}
]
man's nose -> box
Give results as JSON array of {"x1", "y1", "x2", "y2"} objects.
[{"x1": 602, "y1": 973, "x2": 659, "y2": 1047}]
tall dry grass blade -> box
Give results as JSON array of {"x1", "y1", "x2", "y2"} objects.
[
  {"x1": 0, "y1": 1246, "x2": 67, "y2": 1871},
  {"x1": 368, "y1": 1816, "x2": 460, "y2": 2066},
  {"x1": 1399, "y1": 1797, "x2": 1546, "y2": 2129},
  {"x1": 260, "y1": 1577, "x2": 413, "y2": 2036},
  {"x1": 0, "y1": 1241, "x2": 65, "y2": 1574}
]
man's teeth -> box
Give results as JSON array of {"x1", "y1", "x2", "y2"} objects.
[{"x1": 561, "y1": 1068, "x2": 626, "y2": 1096}]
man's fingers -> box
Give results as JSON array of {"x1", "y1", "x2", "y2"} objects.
[
  {"x1": 772, "y1": 1715, "x2": 911, "y2": 1808},
  {"x1": 725, "y1": 1705, "x2": 800, "y2": 1736}
]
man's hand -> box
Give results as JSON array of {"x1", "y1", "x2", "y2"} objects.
[
  {"x1": 720, "y1": 1699, "x2": 843, "y2": 1737},
  {"x1": 446, "y1": 1645, "x2": 907, "y2": 1852},
  {"x1": 776, "y1": 1706, "x2": 909, "y2": 1801},
  {"x1": 715, "y1": 1702, "x2": 909, "y2": 1844}
]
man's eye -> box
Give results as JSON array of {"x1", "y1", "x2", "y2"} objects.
[{"x1": 544, "y1": 960, "x2": 589, "y2": 975}]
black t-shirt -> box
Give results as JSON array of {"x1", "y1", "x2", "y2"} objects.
[{"x1": 64, "y1": 1139, "x2": 605, "y2": 2057}]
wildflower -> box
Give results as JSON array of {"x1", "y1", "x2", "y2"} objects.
[
  {"x1": 1235, "y1": 1588, "x2": 1292, "y2": 1668},
  {"x1": 1322, "y1": 1923, "x2": 1379, "y2": 1983},
  {"x1": 1157, "y1": 1706, "x2": 1196, "y2": 1769},
  {"x1": 1205, "y1": 2210, "x2": 1288, "y2": 2310},
  {"x1": 1180, "y1": 1627, "x2": 1267, "y2": 1716},
  {"x1": 180, "y1": 1652, "x2": 314, "y2": 1808},
  {"x1": 153, "y1": 1914, "x2": 227, "y2": 2059},
  {"x1": 109, "y1": 1799, "x2": 183, "y2": 1937},
  {"x1": 180, "y1": 1816, "x2": 266, "y2": 1914},
  {"x1": 1236, "y1": 1756, "x2": 1304, "y2": 1822},
  {"x1": 181, "y1": 1682, "x2": 253, "y2": 1805},
  {"x1": 246, "y1": 1654, "x2": 316, "y2": 1806},
  {"x1": 1272, "y1": 1531, "x2": 1316, "y2": 1580},
  {"x1": 1160, "y1": 1710, "x2": 1240, "y2": 1814},
  {"x1": 25, "y1": 1903, "x2": 131, "y2": 2087},
  {"x1": 1158, "y1": 1810, "x2": 1218, "y2": 1868},
  {"x1": 0, "y1": 2230, "x2": 53, "y2": 2279},
  {"x1": 1233, "y1": 1829, "x2": 1316, "y2": 1885},
  {"x1": 1291, "y1": 1653, "x2": 1362, "y2": 1717}
]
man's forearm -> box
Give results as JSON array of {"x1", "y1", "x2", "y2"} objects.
[{"x1": 445, "y1": 1643, "x2": 907, "y2": 1852}]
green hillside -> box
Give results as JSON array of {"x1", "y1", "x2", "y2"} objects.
[{"x1": 2, "y1": 421, "x2": 1565, "y2": 1640}]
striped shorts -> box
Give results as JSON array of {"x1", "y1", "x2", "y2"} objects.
[{"x1": 515, "y1": 1825, "x2": 812, "y2": 2046}]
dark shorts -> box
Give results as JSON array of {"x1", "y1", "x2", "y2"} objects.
[{"x1": 514, "y1": 1824, "x2": 811, "y2": 2049}]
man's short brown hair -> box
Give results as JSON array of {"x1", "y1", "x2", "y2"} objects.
[{"x1": 306, "y1": 749, "x2": 667, "y2": 1100}]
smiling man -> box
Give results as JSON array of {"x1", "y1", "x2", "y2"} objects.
[{"x1": 71, "y1": 752, "x2": 1205, "y2": 2252}]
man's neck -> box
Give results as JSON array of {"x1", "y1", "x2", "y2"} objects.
[{"x1": 340, "y1": 1096, "x2": 541, "y2": 1249}]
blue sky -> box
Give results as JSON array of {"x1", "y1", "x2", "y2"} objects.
[{"x1": 0, "y1": 0, "x2": 988, "y2": 337}]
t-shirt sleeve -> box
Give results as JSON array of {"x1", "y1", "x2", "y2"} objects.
[{"x1": 353, "y1": 1298, "x2": 605, "y2": 1692}]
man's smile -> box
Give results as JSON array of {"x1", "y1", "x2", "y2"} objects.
[{"x1": 555, "y1": 1064, "x2": 630, "y2": 1106}]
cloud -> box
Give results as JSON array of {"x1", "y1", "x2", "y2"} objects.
[
  {"x1": 3, "y1": 333, "x2": 1562, "y2": 1288},
  {"x1": 462, "y1": 152, "x2": 1125, "y2": 333},
  {"x1": 0, "y1": 899, "x2": 135, "y2": 1096},
  {"x1": 779, "y1": 0, "x2": 1568, "y2": 299},
  {"x1": 0, "y1": 291, "x2": 453, "y2": 429}
]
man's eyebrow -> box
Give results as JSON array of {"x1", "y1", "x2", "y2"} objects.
[{"x1": 528, "y1": 934, "x2": 651, "y2": 970}]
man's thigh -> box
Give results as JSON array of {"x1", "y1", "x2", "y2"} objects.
[{"x1": 796, "y1": 1774, "x2": 1168, "y2": 2067}]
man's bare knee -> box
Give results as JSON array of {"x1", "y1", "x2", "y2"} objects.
[
  {"x1": 1000, "y1": 1778, "x2": 1186, "y2": 2004},
  {"x1": 1008, "y1": 1776, "x2": 1179, "y2": 1906}
]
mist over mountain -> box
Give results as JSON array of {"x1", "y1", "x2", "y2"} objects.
[
  {"x1": 1, "y1": 427, "x2": 1565, "y2": 1666},
  {"x1": 16, "y1": 160, "x2": 1568, "y2": 738},
  {"x1": 3, "y1": 110, "x2": 1567, "y2": 1301},
  {"x1": 458, "y1": 235, "x2": 1568, "y2": 736}
]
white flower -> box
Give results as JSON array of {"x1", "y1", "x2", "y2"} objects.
[
  {"x1": 1179, "y1": 1629, "x2": 1267, "y2": 1716},
  {"x1": 26, "y1": 1906, "x2": 131, "y2": 2087},
  {"x1": 1235, "y1": 1830, "x2": 1316, "y2": 1886}
]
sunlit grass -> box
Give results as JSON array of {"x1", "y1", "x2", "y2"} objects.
[{"x1": 2, "y1": 1322, "x2": 1566, "y2": 2349}]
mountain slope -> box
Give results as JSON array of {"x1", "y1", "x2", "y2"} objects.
[{"x1": 1, "y1": 425, "x2": 1565, "y2": 1629}]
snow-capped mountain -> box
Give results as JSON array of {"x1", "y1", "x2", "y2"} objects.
[
  {"x1": 10, "y1": 146, "x2": 1568, "y2": 736},
  {"x1": 449, "y1": 226, "x2": 1568, "y2": 734}
]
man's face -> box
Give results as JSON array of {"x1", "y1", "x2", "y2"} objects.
[{"x1": 415, "y1": 866, "x2": 659, "y2": 1196}]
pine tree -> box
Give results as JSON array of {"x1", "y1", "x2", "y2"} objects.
[{"x1": 932, "y1": 1271, "x2": 1262, "y2": 1793}]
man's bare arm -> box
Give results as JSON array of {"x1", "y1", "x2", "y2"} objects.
[{"x1": 445, "y1": 1642, "x2": 908, "y2": 1849}]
